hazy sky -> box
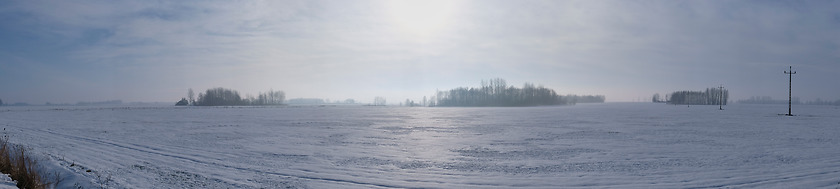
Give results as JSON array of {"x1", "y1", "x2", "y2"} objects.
[{"x1": 1, "y1": 0, "x2": 839, "y2": 104}]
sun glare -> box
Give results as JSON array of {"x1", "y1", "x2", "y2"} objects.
[{"x1": 385, "y1": 0, "x2": 457, "y2": 38}]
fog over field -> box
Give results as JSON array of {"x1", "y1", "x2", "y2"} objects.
[{"x1": 1, "y1": 103, "x2": 839, "y2": 188}]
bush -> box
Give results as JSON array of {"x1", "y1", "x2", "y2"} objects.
[{"x1": 0, "y1": 136, "x2": 57, "y2": 189}]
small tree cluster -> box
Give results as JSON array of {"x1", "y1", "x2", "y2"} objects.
[
  {"x1": 652, "y1": 93, "x2": 664, "y2": 103},
  {"x1": 192, "y1": 88, "x2": 285, "y2": 106},
  {"x1": 667, "y1": 87, "x2": 729, "y2": 105},
  {"x1": 252, "y1": 89, "x2": 286, "y2": 105},
  {"x1": 434, "y1": 78, "x2": 603, "y2": 107},
  {"x1": 373, "y1": 96, "x2": 387, "y2": 106}
]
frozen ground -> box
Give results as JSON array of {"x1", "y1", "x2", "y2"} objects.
[{"x1": 1, "y1": 103, "x2": 840, "y2": 188}]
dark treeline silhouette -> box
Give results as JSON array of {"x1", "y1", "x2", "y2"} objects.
[
  {"x1": 434, "y1": 78, "x2": 604, "y2": 107},
  {"x1": 176, "y1": 98, "x2": 189, "y2": 106},
  {"x1": 0, "y1": 98, "x2": 3, "y2": 106},
  {"x1": 192, "y1": 87, "x2": 285, "y2": 106},
  {"x1": 737, "y1": 96, "x2": 800, "y2": 104},
  {"x1": 667, "y1": 88, "x2": 729, "y2": 105},
  {"x1": 196, "y1": 88, "x2": 245, "y2": 106}
]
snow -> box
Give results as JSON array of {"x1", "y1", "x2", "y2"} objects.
[
  {"x1": 0, "y1": 174, "x2": 16, "y2": 189},
  {"x1": 1, "y1": 103, "x2": 840, "y2": 188}
]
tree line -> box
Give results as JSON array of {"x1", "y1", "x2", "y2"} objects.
[
  {"x1": 432, "y1": 78, "x2": 604, "y2": 107},
  {"x1": 180, "y1": 88, "x2": 286, "y2": 106},
  {"x1": 736, "y1": 96, "x2": 800, "y2": 104},
  {"x1": 665, "y1": 88, "x2": 729, "y2": 105},
  {"x1": 805, "y1": 98, "x2": 840, "y2": 106}
]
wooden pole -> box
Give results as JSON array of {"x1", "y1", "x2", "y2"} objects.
[
  {"x1": 784, "y1": 66, "x2": 796, "y2": 116},
  {"x1": 719, "y1": 85, "x2": 724, "y2": 110}
]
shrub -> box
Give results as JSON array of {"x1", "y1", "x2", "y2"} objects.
[{"x1": 0, "y1": 136, "x2": 56, "y2": 189}]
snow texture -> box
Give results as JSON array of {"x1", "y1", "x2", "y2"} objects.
[
  {"x1": 1, "y1": 103, "x2": 839, "y2": 188},
  {"x1": 0, "y1": 174, "x2": 16, "y2": 189}
]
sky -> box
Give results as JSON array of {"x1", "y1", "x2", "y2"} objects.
[{"x1": 1, "y1": 0, "x2": 839, "y2": 104}]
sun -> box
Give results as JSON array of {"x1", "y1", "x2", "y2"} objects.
[{"x1": 385, "y1": 0, "x2": 458, "y2": 38}]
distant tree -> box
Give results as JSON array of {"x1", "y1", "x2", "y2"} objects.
[
  {"x1": 667, "y1": 88, "x2": 728, "y2": 105},
  {"x1": 405, "y1": 99, "x2": 417, "y2": 107},
  {"x1": 0, "y1": 98, "x2": 3, "y2": 106},
  {"x1": 652, "y1": 93, "x2": 661, "y2": 103},
  {"x1": 373, "y1": 96, "x2": 386, "y2": 106},
  {"x1": 195, "y1": 87, "x2": 244, "y2": 106},
  {"x1": 188, "y1": 88, "x2": 195, "y2": 105},
  {"x1": 176, "y1": 98, "x2": 189, "y2": 106},
  {"x1": 255, "y1": 89, "x2": 285, "y2": 105}
]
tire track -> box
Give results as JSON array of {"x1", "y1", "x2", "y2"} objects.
[{"x1": 31, "y1": 128, "x2": 426, "y2": 189}]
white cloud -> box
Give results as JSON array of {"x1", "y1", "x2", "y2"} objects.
[{"x1": 1, "y1": 0, "x2": 839, "y2": 103}]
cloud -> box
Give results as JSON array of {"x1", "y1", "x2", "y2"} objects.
[{"x1": 1, "y1": 0, "x2": 839, "y2": 103}]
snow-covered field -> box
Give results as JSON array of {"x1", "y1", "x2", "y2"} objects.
[{"x1": 1, "y1": 103, "x2": 839, "y2": 188}]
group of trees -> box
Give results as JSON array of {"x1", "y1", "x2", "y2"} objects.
[
  {"x1": 652, "y1": 93, "x2": 665, "y2": 103},
  {"x1": 666, "y1": 88, "x2": 729, "y2": 105},
  {"x1": 400, "y1": 96, "x2": 435, "y2": 107},
  {"x1": 179, "y1": 78, "x2": 609, "y2": 107},
  {"x1": 183, "y1": 88, "x2": 286, "y2": 106},
  {"x1": 805, "y1": 98, "x2": 840, "y2": 106},
  {"x1": 433, "y1": 78, "x2": 604, "y2": 107},
  {"x1": 372, "y1": 96, "x2": 386, "y2": 106}
]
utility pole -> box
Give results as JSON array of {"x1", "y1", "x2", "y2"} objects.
[
  {"x1": 784, "y1": 66, "x2": 796, "y2": 116},
  {"x1": 718, "y1": 85, "x2": 724, "y2": 110}
]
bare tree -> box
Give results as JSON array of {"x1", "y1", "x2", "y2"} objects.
[
  {"x1": 373, "y1": 96, "x2": 386, "y2": 106},
  {"x1": 187, "y1": 88, "x2": 195, "y2": 105}
]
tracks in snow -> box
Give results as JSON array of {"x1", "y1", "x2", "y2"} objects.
[{"x1": 24, "y1": 128, "x2": 424, "y2": 188}]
